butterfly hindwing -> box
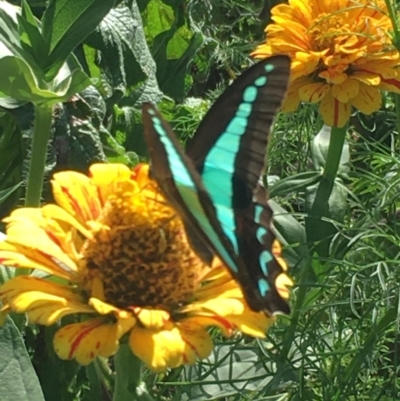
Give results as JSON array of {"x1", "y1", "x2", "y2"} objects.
[{"x1": 142, "y1": 55, "x2": 291, "y2": 315}]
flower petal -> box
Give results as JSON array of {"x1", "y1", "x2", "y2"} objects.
[
  {"x1": 319, "y1": 91, "x2": 351, "y2": 128},
  {"x1": 89, "y1": 163, "x2": 135, "y2": 206},
  {"x1": 350, "y1": 83, "x2": 381, "y2": 115},
  {"x1": 51, "y1": 171, "x2": 102, "y2": 225},
  {"x1": 134, "y1": 308, "x2": 171, "y2": 330},
  {"x1": 0, "y1": 276, "x2": 93, "y2": 324},
  {"x1": 54, "y1": 317, "x2": 126, "y2": 364},
  {"x1": 331, "y1": 78, "x2": 360, "y2": 103},
  {"x1": 299, "y1": 82, "x2": 330, "y2": 103},
  {"x1": 129, "y1": 324, "x2": 213, "y2": 371}
]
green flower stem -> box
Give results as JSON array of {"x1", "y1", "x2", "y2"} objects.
[
  {"x1": 281, "y1": 255, "x2": 313, "y2": 358},
  {"x1": 113, "y1": 343, "x2": 155, "y2": 401},
  {"x1": 384, "y1": 0, "x2": 400, "y2": 139},
  {"x1": 309, "y1": 124, "x2": 346, "y2": 219},
  {"x1": 385, "y1": 0, "x2": 400, "y2": 49},
  {"x1": 25, "y1": 104, "x2": 53, "y2": 207},
  {"x1": 320, "y1": 124, "x2": 346, "y2": 188},
  {"x1": 305, "y1": 124, "x2": 346, "y2": 256},
  {"x1": 394, "y1": 94, "x2": 400, "y2": 137},
  {"x1": 15, "y1": 104, "x2": 53, "y2": 278}
]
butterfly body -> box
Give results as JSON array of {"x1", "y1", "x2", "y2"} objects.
[{"x1": 143, "y1": 56, "x2": 291, "y2": 315}]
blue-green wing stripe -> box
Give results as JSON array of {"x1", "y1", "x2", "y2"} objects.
[{"x1": 150, "y1": 112, "x2": 239, "y2": 273}]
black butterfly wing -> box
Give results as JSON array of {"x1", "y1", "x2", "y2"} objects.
[
  {"x1": 142, "y1": 104, "x2": 245, "y2": 280},
  {"x1": 185, "y1": 56, "x2": 292, "y2": 314}
]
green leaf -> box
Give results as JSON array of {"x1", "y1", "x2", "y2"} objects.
[
  {"x1": 269, "y1": 171, "x2": 321, "y2": 198},
  {"x1": 270, "y1": 199, "x2": 308, "y2": 268},
  {"x1": 18, "y1": 0, "x2": 49, "y2": 65},
  {"x1": 144, "y1": 0, "x2": 203, "y2": 99},
  {"x1": 0, "y1": 182, "x2": 22, "y2": 204},
  {"x1": 0, "y1": 55, "x2": 91, "y2": 104},
  {"x1": 0, "y1": 317, "x2": 45, "y2": 401},
  {"x1": 305, "y1": 178, "x2": 348, "y2": 257},
  {"x1": 311, "y1": 125, "x2": 350, "y2": 177},
  {"x1": 181, "y1": 345, "x2": 291, "y2": 400},
  {"x1": 0, "y1": 2, "x2": 41, "y2": 71},
  {"x1": 85, "y1": 4, "x2": 145, "y2": 94},
  {"x1": 42, "y1": 0, "x2": 115, "y2": 79}
]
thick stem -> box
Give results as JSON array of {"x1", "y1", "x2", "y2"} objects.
[
  {"x1": 394, "y1": 94, "x2": 400, "y2": 138},
  {"x1": 320, "y1": 124, "x2": 347, "y2": 190},
  {"x1": 25, "y1": 104, "x2": 53, "y2": 207},
  {"x1": 113, "y1": 343, "x2": 154, "y2": 401}
]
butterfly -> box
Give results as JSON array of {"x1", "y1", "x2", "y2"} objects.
[{"x1": 142, "y1": 55, "x2": 291, "y2": 315}]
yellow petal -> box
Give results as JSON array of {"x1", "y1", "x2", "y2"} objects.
[
  {"x1": 352, "y1": 71, "x2": 381, "y2": 86},
  {"x1": 350, "y1": 84, "x2": 381, "y2": 115},
  {"x1": 51, "y1": 171, "x2": 102, "y2": 226},
  {"x1": 379, "y1": 76, "x2": 400, "y2": 93},
  {"x1": 0, "y1": 218, "x2": 77, "y2": 277},
  {"x1": 54, "y1": 318, "x2": 122, "y2": 364},
  {"x1": 41, "y1": 204, "x2": 93, "y2": 240},
  {"x1": 299, "y1": 82, "x2": 330, "y2": 103},
  {"x1": 224, "y1": 310, "x2": 273, "y2": 338},
  {"x1": 276, "y1": 273, "x2": 293, "y2": 300},
  {"x1": 331, "y1": 78, "x2": 360, "y2": 103},
  {"x1": 0, "y1": 276, "x2": 93, "y2": 324},
  {"x1": 319, "y1": 91, "x2": 351, "y2": 128},
  {"x1": 281, "y1": 76, "x2": 313, "y2": 112},
  {"x1": 0, "y1": 246, "x2": 71, "y2": 278},
  {"x1": 179, "y1": 315, "x2": 234, "y2": 337},
  {"x1": 134, "y1": 308, "x2": 171, "y2": 330},
  {"x1": 130, "y1": 326, "x2": 185, "y2": 371},
  {"x1": 89, "y1": 297, "x2": 132, "y2": 320},
  {"x1": 89, "y1": 163, "x2": 134, "y2": 205},
  {"x1": 129, "y1": 324, "x2": 213, "y2": 371}
]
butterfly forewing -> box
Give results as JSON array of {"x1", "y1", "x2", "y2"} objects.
[{"x1": 142, "y1": 55, "x2": 291, "y2": 315}]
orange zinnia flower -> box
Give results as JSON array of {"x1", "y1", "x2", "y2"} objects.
[
  {"x1": 253, "y1": 0, "x2": 400, "y2": 127},
  {"x1": 0, "y1": 163, "x2": 292, "y2": 371}
]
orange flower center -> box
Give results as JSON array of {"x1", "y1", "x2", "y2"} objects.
[
  {"x1": 309, "y1": 12, "x2": 355, "y2": 53},
  {"x1": 78, "y1": 181, "x2": 207, "y2": 311}
]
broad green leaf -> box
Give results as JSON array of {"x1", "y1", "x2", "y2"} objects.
[
  {"x1": 311, "y1": 124, "x2": 350, "y2": 177},
  {"x1": 181, "y1": 344, "x2": 291, "y2": 400},
  {"x1": 270, "y1": 199, "x2": 308, "y2": 268},
  {"x1": 269, "y1": 171, "x2": 321, "y2": 198},
  {"x1": 42, "y1": 0, "x2": 115, "y2": 79},
  {"x1": 305, "y1": 178, "x2": 348, "y2": 257},
  {"x1": 0, "y1": 55, "x2": 91, "y2": 104},
  {"x1": 85, "y1": 4, "x2": 145, "y2": 95},
  {"x1": 0, "y1": 2, "x2": 41, "y2": 71},
  {"x1": 0, "y1": 317, "x2": 45, "y2": 401},
  {"x1": 18, "y1": 0, "x2": 49, "y2": 65},
  {"x1": 85, "y1": 1, "x2": 161, "y2": 103},
  {"x1": 144, "y1": 0, "x2": 203, "y2": 99},
  {"x1": 54, "y1": 87, "x2": 107, "y2": 171}
]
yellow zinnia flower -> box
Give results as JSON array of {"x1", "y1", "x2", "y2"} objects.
[
  {"x1": 253, "y1": 0, "x2": 400, "y2": 127},
  {"x1": 0, "y1": 163, "x2": 292, "y2": 371}
]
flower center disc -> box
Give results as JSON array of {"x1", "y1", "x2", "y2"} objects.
[{"x1": 79, "y1": 186, "x2": 206, "y2": 311}]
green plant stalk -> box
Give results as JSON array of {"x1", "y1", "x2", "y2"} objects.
[
  {"x1": 384, "y1": 0, "x2": 400, "y2": 136},
  {"x1": 385, "y1": 0, "x2": 400, "y2": 49},
  {"x1": 305, "y1": 124, "x2": 346, "y2": 254},
  {"x1": 113, "y1": 343, "x2": 155, "y2": 401},
  {"x1": 320, "y1": 124, "x2": 346, "y2": 189},
  {"x1": 25, "y1": 104, "x2": 53, "y2": 207},
  {"x1": 394, "y1": 94, "x2": 400, "y2": 137},
  {"x1": 281, "y1": 255, "x2": 314, "y2": 359},
  {"x1": 15, "y1": 104, "x2": 53, "y2": 278}
]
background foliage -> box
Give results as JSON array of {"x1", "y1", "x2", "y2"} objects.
[{"x1": 0, "y1": 0, "x2": 399, "y2": 400}]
